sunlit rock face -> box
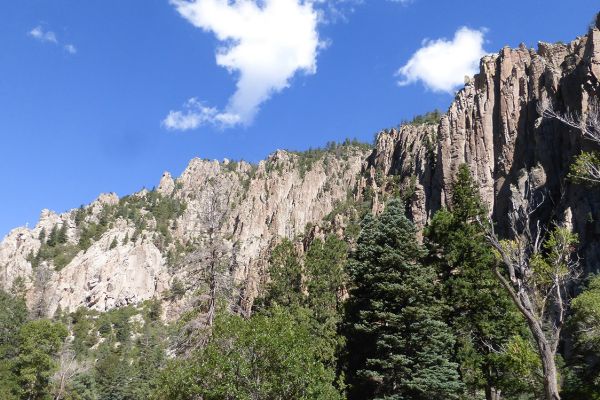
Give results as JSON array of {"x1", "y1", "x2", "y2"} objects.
[
  {"x1": 0, "y1": 147, "x2": 369, "y2": 317},
  {"x1": 3, "y1": 18, "x2": 600, "y2": 317},
  {"x1": 367, "y1": 20, "x2": 600, "y2": 273}
]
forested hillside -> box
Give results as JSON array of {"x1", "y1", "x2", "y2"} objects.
[{"x1": 2, "y1": 11, "x2": 600, "y2": 400}]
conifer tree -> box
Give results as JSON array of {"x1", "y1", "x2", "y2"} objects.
[
  {"x1": 57, "y1": 223, "x2": 68, "y2": 244},
  {"x1": 260, "y1": 239, "x2": 303, "y2": 309},
  {"x1": 38, "y1": 228, "x2": 46, "y2": 243},
  {"x1": 47, "y1": 225, "x2": 59, "y2": 247},
  {"x1": 425, "y1": 164, "x2": 529, "y2": 399},
  {"x1": 343, "y1": 198, "x2": 462, "y2": 400}
]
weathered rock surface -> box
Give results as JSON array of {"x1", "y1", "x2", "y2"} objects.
[
  {"x1": 366, "y1": 18, "x2": 600, "y2": 273},
  {"x1": 3, "y1": 16, "x2": 600, "y2": 317},
  {"x1": 0, "y1": 147, "x2": 369, "y2": 316}
]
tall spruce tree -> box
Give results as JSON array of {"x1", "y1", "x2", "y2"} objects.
[
  {"x1": 343, "y1": 198, "x2": 462, "y2": 400},
  {"x1": 425, "y1": 164, "x2": 529, "y2": 399}
]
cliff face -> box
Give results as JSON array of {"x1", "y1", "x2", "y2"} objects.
[
  {"x1": 0, "y1": 146, "x2": 369, "y2": 317},
  {"x1": 367, "y1": 17, "x2": 600, "y2": 273},
  {"x1": 2, "y1": 17, "x2": 600, "y2": 317}
]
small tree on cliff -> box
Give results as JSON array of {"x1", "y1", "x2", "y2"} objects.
[{"x1": 482, "y1": 173, "x2": 580, "y2": 400}]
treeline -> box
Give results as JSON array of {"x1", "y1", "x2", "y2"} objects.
[
  {"x1": 0, "y1": 292, "x2": 167, "y2": 400},
  {"x1": 25, "y1": 190, "x2": 187, "y2": 273},
  {"x1": 1, "y1": 165, "x2": 599, "y2": 399}
]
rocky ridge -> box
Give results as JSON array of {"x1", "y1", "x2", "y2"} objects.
[
  {"x1": 3, "y1": 16, "x2": 600, "y2": 316},
  {"x1": 365, "y1": 15, "x2": 600, "y2": 273},
  {"x1": 0, "y1": 145, "x2": 369, "y2": 317}
]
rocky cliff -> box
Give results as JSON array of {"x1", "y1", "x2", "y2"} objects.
[
  {"x1": 0, "y1": 144, "x2": 369, "y2": 317},
  {"x1": 2, "y1": 16, "x2": 600, "y2": 317},
  {"x1": 365, "y1": 14, "x2": 600, "y2": 273}
]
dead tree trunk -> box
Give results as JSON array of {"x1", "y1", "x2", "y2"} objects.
[{"x1": 482, "y1": 177, "x2": 580, "y2": 400}]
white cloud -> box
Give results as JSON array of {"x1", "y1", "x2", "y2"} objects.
[
  {"x1": 29, "y1": 25, "x2": 77, "y2": 55},
  {"x1": 29, "y1": 26, "x2": 58, "y2": 43},
  {"x1": 168, "y1": 0, "x2": 321, "y2": 129},
  {"x1": 396, "y1": 27, "x2": 487, "y2": 93},
  {"x1": 162, "y1": 98, "x2": 241, "y2": 131},
  {"x1": 64, "y1": 44, "x2": 77, "y2": 54}
]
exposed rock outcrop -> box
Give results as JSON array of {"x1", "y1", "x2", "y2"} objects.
[
  {"x1": 0, "y1": 146, "x2": 369, "y2": 317},
  {"x1": 366, "y1": 19, "x2": 600, "y2": 273},
  {"x1": 2, "y1": 16, "x2": 600, "y2": 318}
]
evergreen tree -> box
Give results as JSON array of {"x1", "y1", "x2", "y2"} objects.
[
  {"x1": 259, "y1": 239, "x2": 303, "y2": 309},
  {"x1": 38, "y1": 228, "x2": 46, "y2": 243},
  {"x1": 305, "y1": 235, "x2": 349, "y2": 365},
  {"x1": 425, "y1": 164, "x2": 528, "y2": 398},
  {"x1": 562, "y1": 275, "x2": 600, "y2": 399},
  {"x1": 57, "y1": 223, "x2": 68, "y2": 244},
  {"x1": 0, "y1": 290, "x2": 28, "y2": 400},
  {"x1": 47, "y1": 225, "x2": 59, "y2": 247},
  {"x1": 343, "y1": 198, "x2": 462, "y2": 400}
]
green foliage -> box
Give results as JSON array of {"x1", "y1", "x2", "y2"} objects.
[
  {"x1": 425, "y1": 164, "x2": 531, "y2": 397},
  {"x1": 491, "y1": 335, "x2": 544, "y2": 399},
  {"x1": 31, "y1": 223, "x2": 80, "y2": 271},
  {"x1": 167, "y1": 277, "x2": 186, "y2": 300},
  {"x1": 0, "y1": 290, "x2": 28, "y2": 359},
  {"x1": 408, "y1": 109, "x2": 442, "y2": 125},
  {"x1": 343, "y1": 198, "x2": 462, "y2": 400},
  {"x1": 154, "y1": 307, "x2": 343, "y2": 400},
  {"x1": 304, "y1": 236, "x2": 349, "y2": 364},
  {"x1": 64, "y1": 304, "x2": 168, "y2": 400},
  {"x1": 93, "y1": 322, "x2": 166, "y2": 400},
  {"x1": 287, "y1": 138, "x2": 371, "y2": 178},
  {"x1": 562, "y1": 275, "x2": 600, "y2": 398},
  {"x1": 260, "y1": 239, "x2": 303, "y2": 309},
  {"x1": 0, "y1": 290, "x2": 28, "y2": 400},
  {"x1": 533, "y1": 226, "x2": 578, "y2": 287},
  {"x1": 15, "y1": 319, "x2": 68, "y2": 400},
  {"x1": 568, "y1": 151, "x2": 600, "y2": 185},
  {"x1": 74, "y1": 206, "x2": 86, "y2": 226},
  {"x1": 77, "y1": 190, "x2": 186, "y2": 254}
]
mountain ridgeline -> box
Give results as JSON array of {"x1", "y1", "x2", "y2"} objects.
[{"x1": 2, "y1": 13, "x2": 600, "y2": 400}]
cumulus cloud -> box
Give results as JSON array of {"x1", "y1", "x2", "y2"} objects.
[
  {"x1": 396, "y1": 27, "x2": 487, "y2": 93},
  {"x1": 29, "y1": 26, "x2": 58, "y2": 43},
  {"x1": 162, "y1": 98, "x2": 241, "y2": 131},
  {"x1": 29, "y1": 25, "x2": 77, "y2": 55},
  {"x1": 167, "y1": 0, "x2": 321, "y2": 129}
]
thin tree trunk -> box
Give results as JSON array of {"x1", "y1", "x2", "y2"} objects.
[
  {"x1": 492, "y1": 267, "x2": 561, "y2": 399},
  {"x1": 485, "y1": 385, "x2": 501, "y2": 400},
  {"x1": 529, "y1": 320, "x2": 560, "y2": 400},
  {"x1": 538, "y1": 341, "x2": 560, "y2": 400}
]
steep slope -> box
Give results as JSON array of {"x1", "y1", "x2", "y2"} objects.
[
  {"x1": 364, "y1": 16, "x2": 600, "y2": 273},
  {"x1": 3, "y1": 15, "x2": 600, "y2": 317},
  {"x1": 0, "y1": 144, "x2": 370, "y2": 317}
]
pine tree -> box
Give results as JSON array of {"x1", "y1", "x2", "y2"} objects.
[
  {"x1": 47, "y1": 225, "x2": 59, "y2": 247},
  {"x1": 425, "y1": 164, "x2": 528, "y2": 398},
  {"x1": 38, "y1": 228, "x2": 47, "y2": 243},
  {"x1": 344, "y1": 198, "x2": 462, "y2": 400},
  {"x1": 305, "y1": 235, "x2": 348, "y2": 365},
  {"x1": 57, "y1": 223, "x2": 68, "y2": 244},
  {"x1": 260, "y1": 239, "x2": 303, "y2": 309}
]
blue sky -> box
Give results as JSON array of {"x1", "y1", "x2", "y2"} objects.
[{"x1": 1, "y1": 0, "x2": 598, "y2": 237}]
